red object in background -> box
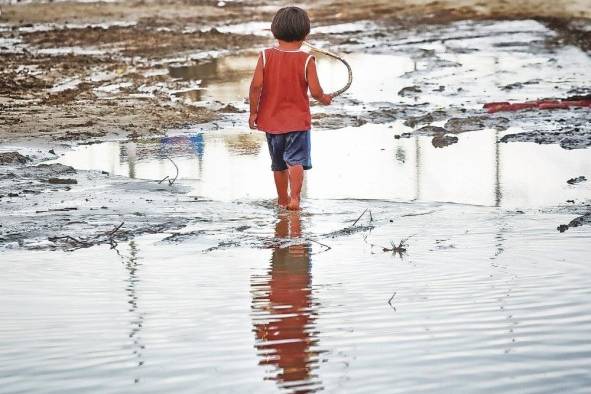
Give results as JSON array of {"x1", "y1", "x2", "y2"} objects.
[{"x1": 484, "y1": 99, "x2": 591, "y2": 113}]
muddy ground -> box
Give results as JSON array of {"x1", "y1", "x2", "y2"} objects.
[
  {"x1": 1, "y1": 0, "x2": 591, "y2": 140},
  {"x1": 1, "y1": 0, "x2": 591, "y2": 249}
]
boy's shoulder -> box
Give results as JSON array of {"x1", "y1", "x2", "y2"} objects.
[{"x1": 263, "y1": 47, "x2": 312, "y2": 63}]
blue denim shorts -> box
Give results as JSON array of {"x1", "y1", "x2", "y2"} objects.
[{"x1": 266, "y1": 130, "x2": 312, "y2": 171}]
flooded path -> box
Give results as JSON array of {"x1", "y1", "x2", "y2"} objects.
[
  {"x1": 2, "y1": 202, "x2": 591, "y2": 392},
  {"x1": 2, "y1": 17, "x2": 591, "y2": 394},
  {"x1": 53, "y1": 125, "x2": 591, "y2": 207}
]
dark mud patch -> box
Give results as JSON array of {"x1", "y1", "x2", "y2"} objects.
[
  {"x1": 0, "y1": 157, "x2": 199, "y2": 250},
  {"x1": 403, "y1": 110, "x2": 448, "y2": 128},
  {"x1": 567, "y1": 176, "x2": 587, "y2": 185},
  {"x1": 414, "y1": 125, "x2": 448, "y2": 136},
  {"x1": 0, "y1": 152, "x2": 30, "y2": 165},
  {"x1": 313, "y1": 112, "x2": 367, "y2": 129},
  {"x1": 0, "y1": 70, "x2": 52, "y2": 97},
  {"x1": 500, "y1": 129, "x2": 591, "y2": 150},
  {"x1": 1, "y1": 99, "x2": 215, "y2": 140},
  {"x1": 398, "y1": 86, "x2": 422, "y2": 97},
  {"x1": 444, "y1": 116, "x2": 510, "y2": 133},
  {"x1": 313, "y1": 102, "x2": 449, "y2": 130},
  {"x1": 47, "y1": 177, "x2": 77, "y2": 185},
  {"x1": 22, "y1": 26, "x2": 267, "y2": 58},
  {"x1": 432, "y1": 134, "x2": 458, "y2": 148},
  {"x1": 557, "y1": 211, "x2": 591, "y2": 232},
  {"x1": 541, "y1": 17, "x2": 591, "y2": 53}
]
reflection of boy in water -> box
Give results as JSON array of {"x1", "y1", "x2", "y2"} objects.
[
  {"x1": 252, "y1": 212, "x2": 318, "y2": 389},
  {"x1": 249, "y1": 7, "x2": 332, "y2": 210}
]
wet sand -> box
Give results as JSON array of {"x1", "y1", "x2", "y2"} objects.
[{"x1": 1, "y1": 0, "x2": 591, "y2": 140}]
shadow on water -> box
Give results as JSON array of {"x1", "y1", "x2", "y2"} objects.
[{"x1": 250, "y1": 212, "x2": 322, "y2": 393}]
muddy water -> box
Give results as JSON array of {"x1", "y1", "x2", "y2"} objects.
[{"x1": 53, "y1": 125, "x2": 591, "y2": 207}]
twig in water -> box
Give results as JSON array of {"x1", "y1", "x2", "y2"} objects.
[
  {"x1": 307, "y1": 238, "x2": 332, "y2": 255},
  {"x1": 157, "y1": 175, "x2": 170, "y2": 184},
  {"x1": 163, "y1": 155, "x2": 179, "y2": 186},
  {"x1": 363, "y1": 233, "x2": 416, "y2": 257},
  {"x1": 49, "y1": 235, "x2": 92, "y2": 247},
  {"x1": 387, "y1": 291, "x2": 397, "y2": 311},
  {"x1": 352, "y1": 208, "x2": 368, "y2": 226},
  {"x1": 105, "y1": 222, "x2": 125, "y2": 237}
]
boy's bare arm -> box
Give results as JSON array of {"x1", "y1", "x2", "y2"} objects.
[
  {"x1": 307, "y1": 58, "x2": 332, "y2": 105},
  {"x1": 249, "y1": 55, "x2": 264, "y2": 129}
]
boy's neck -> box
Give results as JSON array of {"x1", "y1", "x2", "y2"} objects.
[{"x1": 276, "y1": 40, "x2": 304, "y2": 50}]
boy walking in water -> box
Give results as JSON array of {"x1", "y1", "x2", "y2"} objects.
[{"x1": 249, "y1": 6, "x2": 332, "y2": 210}]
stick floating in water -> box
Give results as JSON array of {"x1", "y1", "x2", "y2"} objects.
[{"x1": 303, "y1": 41, "x2": 353, "y2": 97}]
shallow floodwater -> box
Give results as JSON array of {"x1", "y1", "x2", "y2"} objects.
[
  {"x1": 54, "y1": 125, "x2": 591, "y2": 207},
  {"x1": 2, "y1": 201, "x2": 591, "y2": 393}
]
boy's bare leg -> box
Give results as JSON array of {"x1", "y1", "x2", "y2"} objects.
[
  {"x1": 287, "y1": 164, "x2": 304, "y2": 210},
  {"x1": 273, "y1": 170, "x2": 289, "y2": 208}
]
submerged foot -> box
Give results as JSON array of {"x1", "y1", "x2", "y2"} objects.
[
  {"x1": 278, "y1": 198, "x2": 289, "y2": 209},
  {"x1": 287, "y1": 198, "x2": 300, "y2": 210}
]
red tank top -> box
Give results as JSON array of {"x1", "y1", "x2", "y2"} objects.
[{"x1": 256, "y1": 48, "x2": 314, "y2": 134}]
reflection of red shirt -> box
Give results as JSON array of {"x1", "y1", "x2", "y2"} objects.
[
  {"x1": 253, "y1": 246, "x2": 314, "y2": 385},
  {"x1": 257, "y1": 48, "x2": 314, "y2": 134}
]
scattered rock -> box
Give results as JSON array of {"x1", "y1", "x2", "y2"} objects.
[
  {"x1": 501, "y1": 79, "x2": 540, "y2": 91},
  {"x1": 0, "y1": 152, "x2": 30, "y2": 165},
  {"x1": 218, "y1": 104, "x2": 245, "y2": 113},
  {"x1": 47, "y1": 178, "x2": 77, "y2": 185},
  {"x1": 313, "y1": 113, "x2": 367, "y2": 129},
  {"x1": 567, "y1": 176, "x2": 587, "y2": 185},
  {"x1": 432, "y1": 134, "x2": 459, "y2": 148},
  {"x1": 30, "y1": 163, "x2": 76, "y2": 176},
  {"x1": 557, "y1": 211, "x2": 591, "y2": 232},
  {"x1": 414, "y1": 125, "x2": 448, "y2": 135},
  {"x1": 500, "y1": 130, "x2": 591, "y2": 150},
  {"x1": 398, "y1": 86, "x2": 422, "y2": 97},
  {"x1": 445, "y1": 116, "x2": 510, "y2": 132},
  {"x1": 403, "y1": 110, "x2": 447, "y2": 128}
]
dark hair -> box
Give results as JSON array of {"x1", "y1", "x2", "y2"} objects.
[{"x1": 271, "y1": 7, "x2": 310, "y2": 42}]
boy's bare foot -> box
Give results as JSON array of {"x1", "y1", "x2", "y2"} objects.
[
  {"x1": 278, "y1": 198, "x2": 289, "y2": 209},
  {"x1": 287, "y1": 198, "x2": 300, "y2": 210}
]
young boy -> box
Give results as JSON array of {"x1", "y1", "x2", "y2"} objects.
[{"x1": 249, "y1": 6, "x2": 332, "y2": 210}]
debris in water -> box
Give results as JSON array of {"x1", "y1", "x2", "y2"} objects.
[
  {"x1": 484, "y1": 98, "x2": 591, "y2": 113},
  {"x1": 567, "y1": 176, "x2": 587, "y2": 185},
  {"x1": 432, "y1": 134, "x2": 458, "y2": 148},
  {"x1": 398, "y1": 86, "x2": 422, "y2": 97}
]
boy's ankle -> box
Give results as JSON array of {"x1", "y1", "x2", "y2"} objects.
[{"x1": 287, "y1": 197, "x2": 301, "y2": 210}]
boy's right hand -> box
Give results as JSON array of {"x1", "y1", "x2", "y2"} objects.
[{"x1": 320, "y1": 94, "x2": 333, "y2": 106}]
